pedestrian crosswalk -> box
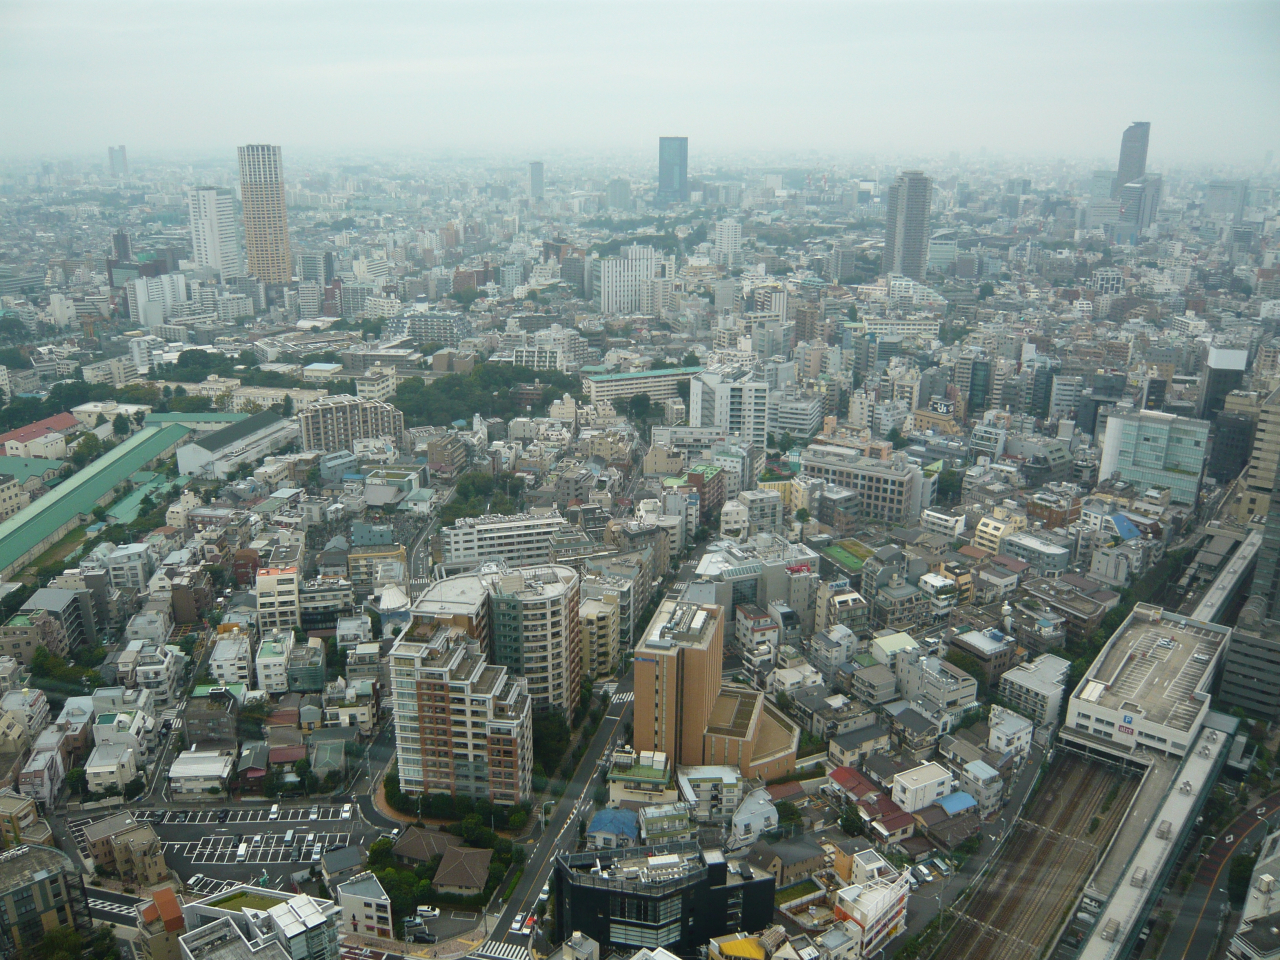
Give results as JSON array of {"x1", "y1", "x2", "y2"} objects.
[
  {"x1": 473, "y1": 942, "x2": 531, "y2": 960},
  {"x1": 89, "y1": 898, "x2": 140, "y2": 919},
  {"x1": 611, "y1": 691, "x2": 634, "y2": 704}
]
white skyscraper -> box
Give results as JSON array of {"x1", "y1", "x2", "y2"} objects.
[
  {"x1": 714, "y1": 219, "x2": 742, "y2": 267},
  {"x1": 188, "y1": 187, "x2": 244, "y2": 280}
]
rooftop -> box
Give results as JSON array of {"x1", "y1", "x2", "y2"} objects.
[{"x1": 1075, "y1": 605, "x2": 1228, "y2": 732}]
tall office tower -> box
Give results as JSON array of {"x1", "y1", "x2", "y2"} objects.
[
  {"x1": 1197, "y1": 346, "x2": 1249, "y2": 420},
  {"x1": 108, "y1": 145, "x2": 128, "y2": 179},
  {"x1": 657, "y1": 136, "x2": 689, "y2": 204},
  {"x1": 297, "y1": 395, "x2": 404, "y2": 452},
  {"x1": 1119, "y1": 175, "x2": 1162, "y2": 231},
  {"x1": 237, "y1": 144, "x2": 292, "y2": 283},
  {"x1": 529, "y1": 161, "x2": 544, "y2": 200},
  {"x1": 606, "y1": 178, "x2": 632, "y2": 211},
  {"x1": 714, "y1": 219, "x2": 742, "y2": 268},
  {"x1": 187, "y1": 187, "x2": 244, "y2": 281},
  {"x1": 633, "y1": 599, "x2": 724, "y2": 765},
  {"x1": 690, "y1": 367, "x2": 770, "y2": 450},
  {"x1": 1205, "y1": 179, "x2": 1249, "y2": 223},
  {"x1": 881, "y1": 171, "x2": 932, "y2": 281},
  {"x1": 297, "y1": 250, "x2": 335, "y2": 286},
  {"x1": 1113, "y1": 122, "x2": 1150, "y2": 199},
  {"x1": 112, "y1": 229, "x2": 133, "y2": 262}
]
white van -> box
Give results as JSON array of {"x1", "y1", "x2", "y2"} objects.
[
  {"x1": 283, "y1": 830, "x2": 295, "y2": 845},
  {"x1": 269, "y1": 804, "x2": 280, "y2": 821},
  {"x1": 236, "y1": 843, "x2": 248, "y2": 862}
]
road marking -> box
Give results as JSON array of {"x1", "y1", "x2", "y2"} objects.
[
  {"x1": 611, "y1": 691, "x2": 634, "y2": 703},
  {"x1": 89, "y1": 898, "x2": 140, "y2": 918},
  {"x1": 474, "y1": 941, "x2": 531, "y2": 960}
]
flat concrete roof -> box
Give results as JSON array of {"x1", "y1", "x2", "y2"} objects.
[{"x1": 1076, "y1": 606, "x2": 1226, "y2": 733}]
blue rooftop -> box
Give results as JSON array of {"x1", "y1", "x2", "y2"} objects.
[
  {"x1": 935, "y1": 792, "x2": 977, "y2": 816},
  {"x1": 1110, "y1": 513, "x2": 1140, "y2": 540},
  {"x1": 586, "y1": 807, "x2": 640, "y2": 841}
]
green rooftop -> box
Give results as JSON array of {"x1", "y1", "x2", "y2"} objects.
[
  {"x1": 144, "y1": 413, "x2": 249, "y2": 425},
  {"x1": 0, "y1": 456, "x2": 64, "y2": 484},
  {"x1": 822, "y1": 544, "x2": 865, "y2": 571},
  {"x1": 209, "y1": 889, "x2": 289, "y2": 912},
  {"x1": 608, "y1": 764, "x2": 668, "y2": 784},
  {"x1": 5, "y1": 614, "x2": 33, "y2": 627},
  {"x1": 0, "y1": 424, "x2": 192, "y2": 579}
]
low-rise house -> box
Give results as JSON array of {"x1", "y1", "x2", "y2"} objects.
[
  {"x1": 638, "y1": 802, "x2": 695, "y2": 844},
  {"x1": 392, "y1": 826, "x2": 461, "y2": 867},
  {"x1": 586, "y1": 808, "x2": 640, "y2": 850},
  {"x1": 748, "y1": 835, "x2": 825, "y2": 886},
  {"x1": 320, "y1": 846, "x2": 366, "y2": 888},
  {"x1": 607, "y1": 748, "x2": 678, "y2": 808},
  {"x1": 891, "y1": 761, "x2": 956, "y2": 814},
  {"x1": 828, "y1": 726, "x2": 892, "y2": 768},
  {"x1": 0, "y1": 788, "x2": 51, "y2": 845},
  {"x1": 676, "y1": 765, "x2": 744, "y2": 824},
  {"x1": 987, "y1": 706, "x2": 1034, "y2": 765},
  {"x1": 958, "y1": 760, "x2": 1003, "y2": 818},
  {"x1": 433, "y1": 845, "x2": 493, "y2": 896},
  {"x1": 167, "y1": 748, "x2": 234, "y2": 795},
  {"x1": 729, "y1": 789, "x2": 778, "y2": 850},
  {"x1": 85, "y1": 741, "x2": 139, "y2": 794}
]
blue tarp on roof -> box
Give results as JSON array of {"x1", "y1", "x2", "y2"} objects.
[
  {"x1": 1110, "y1": 513, "x2": 1141, "y2": 540},
  {"x1": 586, "y1": 807, "x2": 640, "y2": 841},
  {"x1": 935, "y1": 792, "x2": 977, "y2": 816}
]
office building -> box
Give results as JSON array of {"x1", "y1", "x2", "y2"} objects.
[
  {"x1": 0, "y1": 844, "x2": 92, "y2": 952},
  {"x1": 998, "y1": 654, "x2": 1070, "y2": 726},
  {"x1": 606, "y1": 178, "x2": 632, "y2": 211},
  {"x1": 657, "y1": 136, "x2": 689, "y2": 204},
  {"x1": 188, "y1": 187, "x2": 244, "y2": 281},
  {"x1": 1098, "y1": 410, "x2": 1209, "y2": 506},
  {"x1": 108, "y1": 145, "x2": 128, "y2": 178},
  {"x1": 800, "y1": 445, "x2": 932, "y2": 524},
  {"x1": 180, "y1": 887, "x2": 339, "y2": 960},
  {"x1": 131, "y1": 273, "x2": 187, "y2": 326},
  {"x1": 1114, "y1": 122, "x2": 1150, "y2": 198},
  {"x1": 389, "y1": 622, "x2": 533, "y2": 804},
  {"x1": 592, "y1": 244, "x2": 664, "y2": 315},
  {"x1": 529, "y1": 161, "x2": 544, "y2": 200},
  {"x1": 298, "y1": 395, "x2": 404, "y2": 453},
  {"x1": 691, "y1": 368, "x2": 770, "y2": 450},
  {"x1": 1197, "y1": 346, "x2": 1249, "y2": 421},
  {"x1": 1205, "y1": 179, "x2": 1249, "y2": 223},
  {"x1": 634, "y1": 600, "x2": 724, "y2": 766},
  {"x1": 1119, "y1": 175, "x2": 1162, "y2": 231},
  {"x1": 714, "y1": 219, "x2": 742, "y2": 268},
  {"x1": 237, "y1": 144, "x2": 292, "y2": 283},
  {"x1": 882, "y1": 171, "x2": 932, "y2": 281},
  {"x1": 554, "y1": 843, "x2": 774, "y2": 955}
]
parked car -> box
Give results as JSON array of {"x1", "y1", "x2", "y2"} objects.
[
  {"x1": 411, "y1": 934, "x2": 438, "y2": 945},
  {"x1": 510, "y1": 913, "x2": 526, "y2": 935},
  {"x1": 309, "y1": 806, "x2": 319, "y2": 820},
  {"x1": 341, "y1": 803, "x2": 352, "y2": 820},
  {"x1": 538, "y1": 882, "x2": 550, "y2": 903},
  {"x1": 416, "y1": 906, "x2": 440, "y2": 920}
]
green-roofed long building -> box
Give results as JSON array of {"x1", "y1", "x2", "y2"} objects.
[
  {"x1": 582, "y1": 366, "x2": 701, "y2": 405},
  {"x1": 0, "y1": 424, "x2": 191, "y2": 581}
]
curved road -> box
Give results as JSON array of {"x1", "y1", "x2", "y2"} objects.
[{"x1": 1159, "y1": 787, "x2": 1280, "y2": 960}]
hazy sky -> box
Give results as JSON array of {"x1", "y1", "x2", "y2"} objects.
[{"x1": 2, "y1": 0, "x2": 1277, "y2": 167}]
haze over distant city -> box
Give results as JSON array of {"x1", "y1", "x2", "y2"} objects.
[{"x1": 1, "y1": 0, "x2": 1277, "y2": 165}]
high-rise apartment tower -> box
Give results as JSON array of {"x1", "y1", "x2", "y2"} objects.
[
  {"x1": 188, "y1": 187, "x2": 244, "y2": 280},
  {"x1": 882, "y1": 171, "x2": 932, "y2": 281},
  {"x1": 237, "y1": 144, "x2": 292, "y2": 283}
]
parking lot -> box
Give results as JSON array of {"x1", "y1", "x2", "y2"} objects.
[
  {"x1": 164, "y1": 831, "x2": 353, "y2": 864},
  {"x1": 137, "y1": 805, "x2": 351, "y2": 825},
  {"x1": 185, "y1": 875, "x2": 241, "y2": 896}
]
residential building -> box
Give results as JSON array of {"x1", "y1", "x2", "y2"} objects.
[
  {"x1": 180, "y1": 887, "x2": 339, "y2": 960},
  {"x1": 188, "y1": 187, "x2": 244, "y2": 280},
  {"x1": 891, "y1": 761, "x2": 956, "y2": 814},
  {"x1": 0, "y1": 609, "x2": 68, "y2": 664},
  {"x1": 209, "y1": 631, "x2": 253, "y2": 685},
  {"x1": 487, "y1": 564, "x2": 582, "y2": 716},
  {"x1": 580, "y1": 598, "x2": 619, "y2": 680},
  {"x1": 0, "y1": 844, "x2": 91, "y2": 952},
  {"x1": 583, "y1": 367, "x2": 701, "y2": 406},
  {"x1": 0, "y1": 790, "x2": 50, "y2": 847},
  {"x1": 335, "y1": 872, "x2": 392, "y2": 940},
  {"x1": 998, "y1": 653, "x2": 1071, "y2": 726},
  {"x1": 256, "y1": 630, "x2": 291, "y2": 692},
  {"x1": 136, "y1": 888, "x2": 186, "y2": 960},
  {"x1": 882, "y1": 171, "x2": 932, "y2": 281},
  {"x1": 389, "y1": 622, "x2": 533, "y2": 805},
  {"x1": 257, "y1": 566, "x2": 301, "y2": 631},
  {"x1": 82, "y1": 812, "x2": 166, "y2": 886},
  {"x1": 298, "y1": 395, "x2": 405, "y2": 453},
  {"x1": 439, "y1": 512, "x2": 571, "y2": 571},
  {"x1": 167, "y1": 748, "x2": 235, "y2": 795},
  {"x1": 691, "y1": 367, "x2": 770, "y2": 450},
  {"x1": 238, "y1": 144, "x2": 292, "y2": 283},
  {"x1": 800, "y1": 445, "x2": 933, "y2": 524},
  {"x1": 346, "y1": 544, "x2": 407, "y2": 600},
  {"x1": 287, "y1": 639, "x2": 326, "y2": 692}
]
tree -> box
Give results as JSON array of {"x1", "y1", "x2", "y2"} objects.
[
  {"x1": 94, "y1": 413, "x2": 108, "y2": 427},
  {"x1": 281, "y1": 394, "x2": 294, "y2": 417},
  {"x1": 112, "y1": 413, "x2": 130, "y2": 437},
  {"x1": 628, "y1": 393, "x2": 652, "y2": 421},
  {"x1": 1229, "y1": 852, "x2": 1259, "y2": 907},
  {"x1": 776, "y1": 800, "x2": 803, "y2": 825},
  {"x1": 775, "y1": 691, "x2": 792, "y2": 712},
  {"x1": 133, "y1": 409, "x2": 147, "y2": 426},
  {"x1": 978, "y1": 281, "x2": 995, "y2": 301},
  {"x1": 840, "y1": 807, "x2": 864, "y2": 837},
  {"x1": 936, "y1": 468, "x2": 963, "y2": 503},
  {"x1": 886, "y1": 428, "x2": 910, "y2": 450},
  {"x1": 795, "y1": 508, "x2": 811, "y2": 523},
  {"x1": 847, "y1": 303, "x2": 858, "y2": 322},
  {"x1": 777, "y1": 432, "x2": 795, "y2": 454},
  {"x1": 66, "y1": 767, "x2": 87, "y2": 797},
  {"x1": 682, "y1": 351, "x2": 700, "y2": 368},
  {"x1": 70, "y1": 433, "x2": 102, "y2": 468}
]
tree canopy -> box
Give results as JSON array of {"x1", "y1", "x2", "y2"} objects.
[{"x1": 394, "y1": 363, "x2": 581, "y2": 427}]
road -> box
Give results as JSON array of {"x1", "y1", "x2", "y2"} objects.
[
  {"x1": 1157, "y1": 787, "x2": 1280, "y2": 960},
  {"x1": 488, "y1": 672, "x2": 635, "y2": 947}
]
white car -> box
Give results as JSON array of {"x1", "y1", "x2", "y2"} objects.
[
  {"x1": 416, "y1": 906, "x2": 440, "y2": 920},
  {"x1": 341, "y1": 804, "x2": 352, "y2": 820},
  {"x1": 510, "y1": 913, "x2": 526, "y2": 935},
  {"x1": 538, "y1": 882, "x2": 550, "y2": 903}
]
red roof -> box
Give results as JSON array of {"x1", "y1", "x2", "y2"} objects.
[
  {"x1": 0, "y1": 412, "x2": 79, "y2": 446},
  {"x1": 829, "y1": 765, "x2": 879, "y2": 800},
  {"x1": 766, "y1": 781, "x2": 805, "y2": 802},
  {"x1": 139, "y1": 888, "x2": 184, "y2": 932},
  {"x1": 992, "y1": 555, "x2": 1030, "y2": 574},
  {"x1": 958, "y1": 544, "x2": 989, "y2": 560},
  {"x1": 269, "y1": 745, "x2": 306, "y2": 765},
  {"x1": 879, "y1": 811, "x2": 916, "y2": 832}
]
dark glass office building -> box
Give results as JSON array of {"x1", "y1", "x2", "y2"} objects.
[{"x1": 658, "y1": 137, "x2": 689, "y2": 204}]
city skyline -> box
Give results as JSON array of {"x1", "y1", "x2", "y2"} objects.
[{"x1": 0, "y1": 1, "x2": 1276, "y2": 164}]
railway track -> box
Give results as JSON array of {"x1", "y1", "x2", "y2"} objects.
[{"x1": 930, "y1": 756, "x2": 1138, "y2": 960}]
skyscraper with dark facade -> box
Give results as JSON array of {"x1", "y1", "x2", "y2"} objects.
[
  {"x1": 529, "y1": 161, "x2": 544, "y2": 200},
  {"x1": 657, "y1": 137, "x2": 689, "y2": 204},
  {"x1": 1113, "y1": 122, "x2": 1150, "y2": 198},
  {"x1": 882, "y1": 171, "x2": 932, "y2": 281}
]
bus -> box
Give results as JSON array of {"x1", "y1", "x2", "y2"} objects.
[{"x1": 236, "y1": 843, "x2": 248, "y2": 862}]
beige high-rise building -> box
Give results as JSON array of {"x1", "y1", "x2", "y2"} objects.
[
  {"x1": 298, "y1": 394, "x2": 405, "y2": 452},
  {"x1": 1237, "y1": 386, "x2": 1280, "y2": 521},
  {"x1": 634, "y1": 599, "x2": 724, "y2": 766},
  {"x1": 237, "y1": 144, "x2": 292, "y2": 283},
  {"x1": 580, "y1": 597, "x2": 619, "y2": 680}
]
